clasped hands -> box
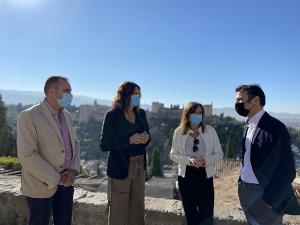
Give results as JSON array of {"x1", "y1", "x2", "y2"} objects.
[
  {"x1": 58, "y1": 169, "x2": 77, "y2": 187},
  {"x1": 189, "y1": 156, "x2": 205, "y2": 168},
  {"x1": 129, "y1": 131, "x2": 150, "y2": 145}
]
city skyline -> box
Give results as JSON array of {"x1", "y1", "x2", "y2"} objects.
[{"x1": 1, "y1": 88, "x2": 300, "y2": 117}]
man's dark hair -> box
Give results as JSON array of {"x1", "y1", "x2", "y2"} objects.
[
  {"x1": 236, "y1": 84, "x2": 266, "y2": 106},
  {"x1": 44, "y1": 76, "x2": 69, "y2": 95}
]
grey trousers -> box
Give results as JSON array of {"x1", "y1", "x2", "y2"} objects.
[
  {"x1": 107, "y1": 155, "x2": 145, "y2": 225},
  {"x1": 238, "y1": 182, "x2": 283, "y2": 225}
]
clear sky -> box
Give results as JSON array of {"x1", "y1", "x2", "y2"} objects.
[{"x1": 0, "y1": 0, "x2": 299, "y2": 113}]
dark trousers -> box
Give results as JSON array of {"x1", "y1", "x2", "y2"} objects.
[
  {"x1": 26, "y1": 186, "x2": 74, "y2": 225},
  {"x1": 178, "y1": 166, "x2": 214, "y2": 225}
]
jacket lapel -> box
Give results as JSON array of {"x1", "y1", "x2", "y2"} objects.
[
  {"x1": 252, "y1": 112, "x2": 269, "y2": 143},
  {"x1": 63, "y1": 110, "x2": 76, "y2": 152},
  {"x1": 39, "y1": 101, "x2": 64, "y2": 145},
  {"x1": 252, "y1": 127, "x2": 261, "y2": 144}
]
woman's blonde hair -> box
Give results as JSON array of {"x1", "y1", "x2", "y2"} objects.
[{"x1": 178, "y1": 102, "x2": 206, "y2": 135}]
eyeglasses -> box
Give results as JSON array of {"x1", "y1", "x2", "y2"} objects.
[{"x1": 193, "y1": 138, "x2": 199, "y2": 152}]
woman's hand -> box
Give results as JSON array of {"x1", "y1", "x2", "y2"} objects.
[
  {"x1": 129, "y1": 133, "x2": 144, "y2": 144},
  {"x1": 190, "y1": 157, "x2": 205, "y2": 168},
  {"x1": 129, "y1": 132, "x2": 150, "y2": 145},
  {"x1": 141, "y1": 131, "x2": 150, "y2": 144},
  {"x1": 292, "y1": 184, "x2": 300, "y2": 199}
]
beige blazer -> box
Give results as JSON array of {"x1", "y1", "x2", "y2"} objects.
[{"x1": 17, "y1": 101, "x2": 80, "y2": 198}]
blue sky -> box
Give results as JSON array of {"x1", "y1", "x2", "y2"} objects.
[{"x1": 0, "y1": 0, "x2": 299, "y2": 113}]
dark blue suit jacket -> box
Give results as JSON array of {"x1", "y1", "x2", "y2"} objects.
[
  {"x1": 240, "y1": 112, "x2": 300, "y2": 215},
  {"x1": 100, "y1": 108, "x2": 150, "y2": 179}
]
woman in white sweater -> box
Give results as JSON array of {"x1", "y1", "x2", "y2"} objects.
[{"x1": 170, "y1": 102, "x2": 223, "y2": 225}]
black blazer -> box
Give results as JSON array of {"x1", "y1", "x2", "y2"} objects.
[
  {"x1": 240, "y1": 112, "x2": 300, "y2": 215},
  {"x1": 100, "y1": 107, "x2": 150, "y2": 179}
]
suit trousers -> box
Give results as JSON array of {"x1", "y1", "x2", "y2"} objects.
[
  {"x1": 26, "y1": 185, "x2": 74, "y2": 225},
  {"x1": 107, "y1": 155, "x2": 145, "y2": 225},
  {"x1": 238, "y1": 182, "x2": 283, "y2": 225}
]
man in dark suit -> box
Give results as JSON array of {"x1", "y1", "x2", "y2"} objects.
[{"x1": 235, "y1": 84, "x2": 300, "y2": 225}]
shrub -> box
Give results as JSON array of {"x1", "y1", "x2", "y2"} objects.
[{"x1": 0, "y1": 156, "x2": 21, "y2": 171}]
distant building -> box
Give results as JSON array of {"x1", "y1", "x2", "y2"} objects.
[
  {"x1": 205, "y1": 104, "x2": 213, "y2": 117},
  {"x1": 152, "y1": 102, "x2": 165, "y2": 113},
  {"x1": 72, "y1": 102, "x2": 111, "y2": 123},
  {"x1": 149, "y1": 102, "x2": 213, "y2": 119},
  {"x1": 71, "y1": 101, "x2": 213, "y2": 123}
]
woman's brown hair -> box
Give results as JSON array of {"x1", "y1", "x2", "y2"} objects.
[
  {"x1": 112, "y1": 81, "x2": 141, "y2": 112},
  {"x1": 178, "y1": 102, "x2": 206, "y2": 135}
]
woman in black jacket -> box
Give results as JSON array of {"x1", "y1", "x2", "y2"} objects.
[{"x1": 100, "y1": 81, "x2": 150, "y2": 225}]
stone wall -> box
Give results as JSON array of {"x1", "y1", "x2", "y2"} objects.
[{"x1": 0, "y1": 176, "x2": 299, "y2": 225}]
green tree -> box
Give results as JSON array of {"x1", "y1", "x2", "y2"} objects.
[
  {"x1": 225, "y1": 138, "x2": 234, "y2": 158},
  {"x1": 211, "y1": 115, "x2": 243, "y2": 158},
  {"x1": 149, "y1": 147, "x2": 163, "y2": 177},
  {"x1": 0, "y1": 94, "x2": 16, "y2": 156}
]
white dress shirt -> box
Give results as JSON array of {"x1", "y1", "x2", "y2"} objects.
[{"x1": 240, "y1": 109, "x2": 265, "y2": 184}]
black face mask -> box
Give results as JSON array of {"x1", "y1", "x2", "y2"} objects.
[
  {"x1": 235, "y1": 102, "x2": 250, "y2": 117},
  {"x1": 235, "y1": 97, "x2": 256, "y2": 117}
]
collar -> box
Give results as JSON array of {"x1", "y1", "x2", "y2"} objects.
[
  {"x1": 44, "y1": 98, "x2": 62, "y2": 116},
  {"x1": 187, "y1": 126, "x2": 203, "y2": 134},
  {"x1": 246, "y1": 109, "x2": 265, "y2": 126}
]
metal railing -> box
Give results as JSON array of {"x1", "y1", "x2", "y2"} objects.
[{"x1": 215, "y1": 158, "x2": 241, "y2": 177}]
